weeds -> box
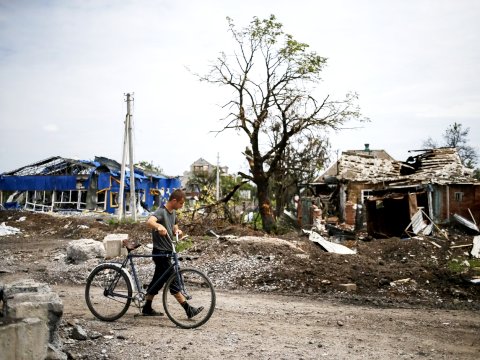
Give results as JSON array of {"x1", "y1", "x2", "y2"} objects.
[
  {"x1": 106, "y1": 217, "x2": 137, "y2": 226},
  {"x1": 448, "y1": 258, "x2": 480, "y2": 273}
]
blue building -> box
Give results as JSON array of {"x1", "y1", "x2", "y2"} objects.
[{"x1": 0, "y1": 156, "x2": 181, "y2": 214}]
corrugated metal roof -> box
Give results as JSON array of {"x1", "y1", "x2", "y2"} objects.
[{"x1": 1, "y1": 156, "x2": 96, "y2": 176}]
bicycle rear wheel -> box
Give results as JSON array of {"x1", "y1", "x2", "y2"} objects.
[
  {"x1": 85, "y1": 263, "x2": 132, "y2": 321},
  {"x1": 163, "y1": 268, "x2": 216, "y2": 329}
]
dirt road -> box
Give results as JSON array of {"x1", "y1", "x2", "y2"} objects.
[
  {"x1": 57, "y1": 284, "x2": 479, "y2": 360},
  {"x1": 1, "y1": 211, "x2": 479, "y2": 359}
]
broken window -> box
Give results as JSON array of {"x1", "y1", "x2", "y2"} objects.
[
  {"x1": 361, "y1": 189, "x2": 373, "y2": 203},
  {"x1": 110, "y1": 192, "x2": 119, "y2": 208},
  {"x1": 454, "y1": 192, "x2": 464, "y2": 202},
  {"x1": 97, "y1": 190, "x2": 106, "y2": 210}
]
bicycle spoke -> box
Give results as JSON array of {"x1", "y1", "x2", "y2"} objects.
[
  {"x1": 85, "y1": 264, "x2": 132, "y2": 322},
  {"x1": 163, "y1": 268, "x2": 216, "y2": 329}
]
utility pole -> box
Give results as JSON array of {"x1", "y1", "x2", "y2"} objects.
[
  {"x1": 216, "y1": 153, "x2": 220, "y2": 201},
  {"x1": 118, "y1": 93, "x2": 137, "y2": 220}
]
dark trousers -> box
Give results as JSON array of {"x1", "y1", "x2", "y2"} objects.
[{"x1": 146, "y1": 249, "x2": 180, "y2": 296}]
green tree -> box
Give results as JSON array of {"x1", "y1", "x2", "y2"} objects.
[
  {"x1": 135, "y1": 161, "x2": 163, "y2": 174},
  {"x1": 186, "y1": 171, "x2": 217, "y2": 203},
  {"x1": 422, "y1": 122, "x2": 478, "y2": 168},
  {"x1": 473, "y1": 168, "x2": 480, "y2": 181},
  {"x1": 270, "y1": 132, "x2": 330, "y2": 217},
  {"x1": 201, "y1": 15, "x2": 364, "y2": 233},
  {"x1": 186, "y1": 168, "x2": 252, "y2": 204}
]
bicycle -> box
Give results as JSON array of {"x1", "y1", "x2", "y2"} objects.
[{"x1": 84, "y1": 233, "x2": 216, "y2": 329}]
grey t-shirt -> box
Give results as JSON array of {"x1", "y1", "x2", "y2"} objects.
[{"x1": 151, "y1": 206, "x2": 177, "y2": 252}]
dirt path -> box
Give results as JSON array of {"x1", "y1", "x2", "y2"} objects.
[
  {"x1": 57, "y1": 284, "x2": 480, "y2": 360},
  {"x1": 1, "y1": 211, "x2": 479, "y2": 359}
]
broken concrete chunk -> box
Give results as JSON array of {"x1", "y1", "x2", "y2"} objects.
[
  {"x1": 66, "y1": 239, "x2": 105, "y2": 263},
  {"x1": 70, "y1": 325, "x2": 88, "y2": 341}
]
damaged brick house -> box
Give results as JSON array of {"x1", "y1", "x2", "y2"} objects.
[
  {"x1": 0, "y1": 156, "x2": 181, "y2": 214},
  {"x1": 308, "y1": 146, "x2": 480, "y2": 237}
]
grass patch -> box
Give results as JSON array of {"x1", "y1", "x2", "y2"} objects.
[
  {"x1": 448, "y1": 258, "x2": 480, "y2": 273},
  {"x1": 176, "y1": 237, "x2": 193, "y2": 252},
  {"x1": 106, "y1": 217, "x2": 137, "y2": 226}
]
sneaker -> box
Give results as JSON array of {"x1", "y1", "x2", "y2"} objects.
[
  {"x1": 141, "y1": 308, "x2": 164, "y2": 316},
  {"x1": 185, "y1": 305, "x2": 204, "y2": 319}
]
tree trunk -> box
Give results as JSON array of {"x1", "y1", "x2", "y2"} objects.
[{"x1": 257, "y1": 179, "x2": 275, "y2": 233}]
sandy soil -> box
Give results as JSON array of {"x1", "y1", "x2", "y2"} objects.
[{"x1": 1, "y1": 210, "x2": 480, "y2": 359}]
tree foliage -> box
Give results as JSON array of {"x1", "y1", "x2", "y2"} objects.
[
  {"x1": 270, "y1": 132, "x2": 330, "y2": 217},
  {"x1": 186, "y1": 168, "x2": 254, "y2": 204},
  {"x1": 135, "y1": 160, "x2": 163, "y2": 174},
  {"x1": 201, "y1": 15, "x2": 364, "y2": 232}
]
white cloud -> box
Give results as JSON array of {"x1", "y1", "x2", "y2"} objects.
[
  {"x1": 43, "y1": 124, "x2": 59, "y2": 133},
  {"x1": 0, "y1": 0, "x2": 479, "y2": 174}
]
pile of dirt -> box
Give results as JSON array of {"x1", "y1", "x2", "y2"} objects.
[{"x1": 1, "y1": 210, "x2": 479, "y2": 311}]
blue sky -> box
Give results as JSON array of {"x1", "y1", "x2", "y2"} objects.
[{"x1": 1, "y1": 0, "x2": 479, "y2": 176}]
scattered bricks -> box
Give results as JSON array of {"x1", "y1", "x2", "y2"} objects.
[{"x1": 337, "y1": 283, "x2": 357, "y2": 292}]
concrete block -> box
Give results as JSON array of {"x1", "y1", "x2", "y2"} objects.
[
  {"x1": 104, "y1": 233, "x2": 129, "y2": 241},
  {"x1": 4, "y1": 279, "x2": 63, "y2": 345},
  {"x1": 103, "y1": 238, "x2": 122, "y2": 258},
  {"x1": 103, "y1": 234, "x2": 129, "y2": 259},
  {"x1": 0, "y1": 317, "x2": 48, "y2": 360}
]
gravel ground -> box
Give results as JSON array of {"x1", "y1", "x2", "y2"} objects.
[{"x1": 1, "y1": 210, "x2": 480, "y2": 359}]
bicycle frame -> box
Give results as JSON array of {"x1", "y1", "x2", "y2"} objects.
[
  {"x1": 109, "y1": 233, "x2": 189, "y2": 306},
  {"x1": 86, "y1": 232, "x2": 215, "y2": 328}
]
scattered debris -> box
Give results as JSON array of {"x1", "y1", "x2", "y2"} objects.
[
  {"x1": 0, "y1": 222, "x2": 21, "y2": 236},
  {"x1": 405, "y1": 209, "x2": 432, "y2": 236},
  {"x1": 307, "y1": 231, "x2": 356, "y2": 255},
  {"x1": 471, "y1": 236, "x2": 480, "y2": 258},
  {"x1": 390, "y1": 278, "x2": 415, "y2": 287},
  {"x1": 428, "y1": 240, "x2": 442, "y2": 248},
  {"x1": 453, "y1": 213, "x2": 480, "y2": 233},
  {"x1": 208, "y1": 229, "x2": 237, "y2": 241},
  {"x1": 228, "y1": 235, "x2": 305, "y2": 252}
]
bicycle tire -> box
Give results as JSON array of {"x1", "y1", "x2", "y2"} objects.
[
  {"x1": 85, "y1": 263, "x2": 132, "y2": 322},
  {"x1": 163, "y1": 268, "x2": 216, "y2": 329}
]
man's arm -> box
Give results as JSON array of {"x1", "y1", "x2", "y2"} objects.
[{"x1": 146, "y1": 215, "x2": 167, "y2": 236}]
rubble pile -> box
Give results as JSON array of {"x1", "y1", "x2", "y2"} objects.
[{"x1": 0, "y1": 210, "x2": 479, "y2": 311}]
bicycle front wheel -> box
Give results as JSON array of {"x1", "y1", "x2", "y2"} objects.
[
  {"x1": 85, "y1": 263, "x2": 132, "y2": 322},
  {"x1": 163, "y1": 268, "x2": 216, "y2": 329}
]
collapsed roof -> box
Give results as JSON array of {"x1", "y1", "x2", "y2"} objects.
[
  {"x1": 316, "y1": 147, "x2": 476, "y2": 185},
  {"x1": 1, "y1": 156, "x2": 98, "y2": 176}
]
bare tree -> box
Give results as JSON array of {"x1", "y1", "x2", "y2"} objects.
[
  {"x1": 201, "y1": 15, "x2": 364, "y2": 233},
  {"x1": 423, "y1": 122, "x2": 477, "y2": 168}
]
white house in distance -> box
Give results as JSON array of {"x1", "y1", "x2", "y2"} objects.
[{"x1": 181, "y1": 158, "x2": 229, "y2": 197}]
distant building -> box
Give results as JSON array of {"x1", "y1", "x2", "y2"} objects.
[
  {"x1": 0, "y1": 156, "x2": 181, "y2": 214},
  {"x1": 181, "y1": 157, "x2": 229, "y2": 198}
]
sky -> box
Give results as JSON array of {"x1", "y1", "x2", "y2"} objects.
[{"x1": 1, "y1": 0, "x2": 479, "y2": 176}]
